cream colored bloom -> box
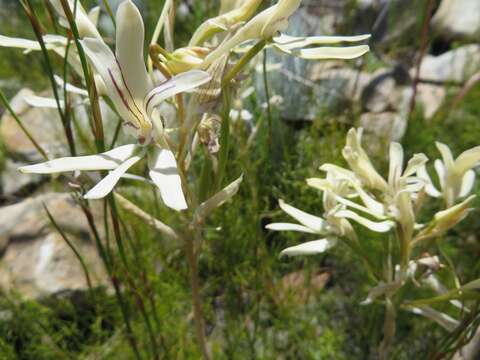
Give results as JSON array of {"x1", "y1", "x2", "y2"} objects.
[
  {"x1": 342, "y1": 128, "x2": 388, "y2": 191},
  {"x1": 202, "y1": 0, "x2": 370, "y2": 67},
  {"x1": 19, "y1": 0, "x2": 211, "y2": 211},
  {"x1": 418, "y1": 142, "x2": 480, "y2": 206}
]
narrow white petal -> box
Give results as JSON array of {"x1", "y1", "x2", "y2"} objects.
[
  {"x1": 115, "y1": 0, "x2": 151, "y2": 99},
  {"x1": 265, "y1": 223, "x2": 316, "y2": 234},
  {"x1": 459, "y1": 170, "x2": 475, "y2": 197},
  {"x1": 0, "y1": 35, "x2": 41, "y2": 50},
  {"x1": 278, "y1": 199, "x2": 326, "y2": 233},
  {"x1": 403, "y1": 153, "x2": 428, "y2": 178},
  {"x1": 434, "y1": 159, "x2": 446, "y2": 189},
  {"x1": 273, "y1": 33, "x2": 370, "y2": 49},
  {"x1": 280, "y1": 238, "x2": 337, "y2": 257},
  {"x1": 24, "y1": 95, "x2": 64, "y2": 109},
  {"x1": 145, "y1": 70, "x2": 211, "y2": 115},
  {"x1": 197, "y1": 175, "x2": 243, "y2": 219},
  {"x1": 19, "y1": 144, "x2": 137, "y2": 174},
  {"x1": 121, "y1": 173, "x2": 154, "y2": 184},
  {"x1": 388, "y1": 142, "x2": 404, "y2": 186},
  {"x1": 276, "y1": 44, "x2": 370, "y2": 60},
  {"x1": 417, "y1": 165, "x2": 441, "y2": 197},
  {"x1": 436, "y1": 142, "x2": 455, "y2": 169},
  {"x1": 88, "y1": 6, "x2": 101, "y2": 27},
  {"x1": 81, "y1": 38, "x2": 138, "y2": 124},
  {"x1": 410, "y1": 306, "x2": 459, "y2": 331},
  {"x1": 84, "y1": 155, "x2": 142, "y2": 199},
  {"x1": 455, "y1": 146, "x2": 480, "y2": 174},
  {"x1": 335, "y1": 210, "x2": 394, "y2": 232},
  {"x1": 331, "y1": 194, "x2": 386, "y2": 219},
  {"x1": 148, "y1": 147, "x2": 187, "y2": 211},
  {"x1": 54, "y1": 75, "x2": 89, "y2": 96}
]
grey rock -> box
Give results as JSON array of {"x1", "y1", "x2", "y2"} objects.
[
  {"x1": 416, "y1": 45, "x2": 480, "y2": 83},
  {"x1": 432, "y1": 0, "x2": 480, "y2": 41},
  {"x1": 0, "y1": 88, "x2": 72, "y2": 162},
  {"x1": 0, "y1": 193, "x2": 108, "y2": 298},
  {"x1": 1, "y1": 159, "x2": 43, "y2": 195},
  {"x1": 360, "y1": 112, "x2": 407, "y2": 142}
]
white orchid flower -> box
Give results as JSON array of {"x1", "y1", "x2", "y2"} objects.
[
  {"x1": 202, "y1": 0, "x2": 370, "y2": 67},
  {"x1": 342, "y1": 128, "x2": 388, "y2": 192},
  {"x1": 0, "y1": 1, "x2": 100, "y2": 83},
  {"x1": 265, "y1": 199, "x2": 338, "y2": 257},
  {"x1": 48, "y1": 0, "x2": 102, "y2": 39},
  {"x1": 189, "y1": 0, "x2": 263, "y2": 46},
  {"x1": 418, "y1": 142, "x2": 480, "y2": 207},
  {"x1": 19, "y1": 0, "x2": 211, "y2": 211}
]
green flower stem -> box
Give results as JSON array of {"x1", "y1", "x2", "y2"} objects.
[
  {"x1": 21, "y1": 0, "x2": 77, "y2": 156},
  {"x1": 185, "y1": 227, "x2": 210, "y2": 360},
  {"x1": 43, "y1": 203, "x2": 95, "y2": 303},
  {"x1": 262, "y1": 49, "x2": 273, "y2": 145},
  {"x1": 59, "y1": 0, "x2": 105, "y2": 152},
  {"x1": 221, "y1": 39, "x2": 267, "y2": 88}
]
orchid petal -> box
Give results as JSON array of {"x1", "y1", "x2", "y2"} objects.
[
  {"x1": 84, "y1": 155, "x2": 142, "y2": 199},
  {"x1": 81, "y1": 38, "x2": 139, "y2": 125},
  {"x1": 144, "y1": 70, "x2": 211, "y2": 116},
  {"x1": 335, "y1": 210, "x2": 394, "y2": 232},
  {"x1": 54, "y1": 74, "x2": 89, "y2": 96},
  {"x1": 434, "y1": 160, "x2": 446, "y2": 189},
  {"x1": 88, "y1": 6, "x2": 101, "y2": 27},
  {"x1": 0, "y1": 35, "x2": 41, "y2": 51},
  {"x1": 273, "y1": 33, "x2": 371, "y2": 49},
  {"x1": 49, "y1": 0, "x2": 101, "y2": 39},
  {"x1": 19, "y1": 144, "x2": 137, "y2": 174},
  {"x1": 417, "y1": 165, "x2": 441, "y2": 197},
  {"x1": 148, "y1": 146, "x2": 187, "y2": 211},
  {"x1": 388, "y1": 142, "x2": 404, "y2": 187},
  {"x1": 410, "y1": 306, "x2": 459, "y2": 331},
  {"x1": 280, "y1": 238, "x2": 337, "y2": 257},
  {"x1": 116, "y1": 0, "x2": 151, "y2": 99},
  {"x1": 24, "y1": 95, "x2": 64, "y2": 109},
  {"x1": 266, "y1": 223, "x2": 317, "y2": 234},
  {"x1": 459, "y1": 170, "x2": 476, "y2": 198},
  {"x1": 455, "y1": 146, "x2": 480, "y2": 174},
  {"x1": 278, "y1": 199, "x2": 326, "y2": 233},
  {"x1": 277, "y1": 45, "x2": 370, "y2": 60},
  {"x1": 436, "y1": 142, "x2": 454, "y2": 169},
  {"x1": 403, "y1": 153, "x2": 429, "y2": 178},
  {"x1": 197, "y1": 175, "x2": 243, "y2": 219}
]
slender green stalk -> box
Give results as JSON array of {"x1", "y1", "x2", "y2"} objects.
[
  {"x1": 0, "y1": 89, "x2": 48, "y2": 160},
  {"x1": 43, "y1": 203, "x2": 95, "y2": 302},
  {"x1": 59, "y1": 0, "x2": 105, "y2": 152},
  {"x1": 21, "y1": 0, "x2": 77, "y2": 156},
  {"x1": 80, "y1": 200, "x2": 142, "y2": 360},
  {"x1": 221, "y1": 40, "x2": 267, "y2": 88},
  {"x1": 102, "y1": 0, "x2": 116, "y2": 28},
  {"x1": 185, "y1": 229, "x2": 210, "y2": 360},
  {"x1": 262, "y1": 49, "x2": 273, "y2": 145}
]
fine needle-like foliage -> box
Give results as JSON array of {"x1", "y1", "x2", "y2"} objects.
[{"x1": 1, "y1": 0, "x2": 371, "y2": 358}]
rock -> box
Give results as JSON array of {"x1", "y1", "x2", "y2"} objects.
[
  {"x1": 0, "y1": 193, "x2": 108, "y2": 298},
  {"x1": 360, "y1": 112, "x2": 407, "y2": 142},
  {"x1": 361, "y1": 70, "x2": 398, "y2": 113},
  {"x1": 416, "y1": 45, "x2": 480, "y2": 83},
  {"x1": 1, "y1": 159, "x2": 43, "y2": 196},
  {"x1": 414, "y1": 83, "x2": 446, "y2": 119},
  {"x1": 432, "y1": 0, "x2": 480, "y2": 41},
  {"x1": 309, "y1": 66, "x2": 373, "y2": 102},
  {"x1": 0, "y1": 89, "x2": 69, "y2": 162}
]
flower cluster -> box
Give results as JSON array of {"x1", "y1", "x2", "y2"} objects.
[{"x1": 268, "y1": 128, "x2": 480, "y2": 332}]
